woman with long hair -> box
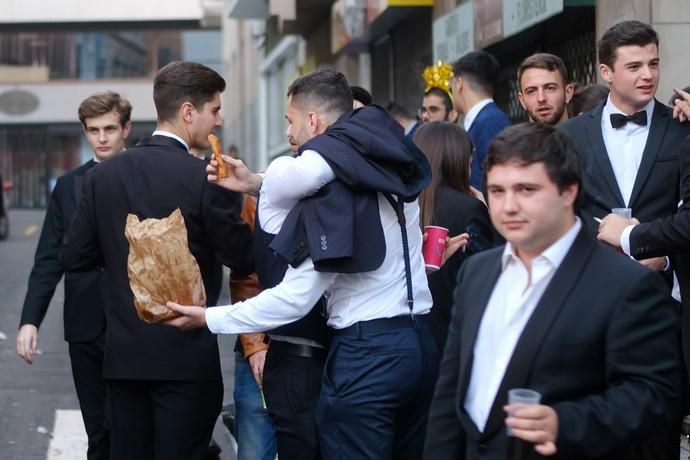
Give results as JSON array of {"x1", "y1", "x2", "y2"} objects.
[{"x1": 414, "y1": 121, "x2": 495, "y2": 349}]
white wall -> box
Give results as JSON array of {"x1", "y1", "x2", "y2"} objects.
[
  {"x1": 0, "y1": 81, "x2": 156, "y2": 124},
  {"x1": 1, "y1": 0, "x2": 207, "y2": 23}
]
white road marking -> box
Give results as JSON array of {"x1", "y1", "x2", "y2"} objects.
[{"x1": 46, "y1": 410, "x2": 87, "y2": 460}]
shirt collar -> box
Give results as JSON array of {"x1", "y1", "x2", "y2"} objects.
[
  {"x1": 501, "y1": 217, "x2": 582, "y2": 270},
  {"x1": 463, "y1": 98, "x2": 494, "y2": 131},
  {"x1": 603, "y1": 95, "x2": 654, "y2": 128},
  {"x1": 153, "y1": 130, "x2": 190, "y2": 152},
  {"x1": 405, "y1": 120, "x2": 418, "y2": 135}
]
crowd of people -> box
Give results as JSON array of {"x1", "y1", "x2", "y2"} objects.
[{"x1": 13, "y1": 17, "x2": 690, "y2": 460}]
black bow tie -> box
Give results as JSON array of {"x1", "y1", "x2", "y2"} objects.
[{"x1": 610, "y1": 111, "x2": 647, "y2": 129}]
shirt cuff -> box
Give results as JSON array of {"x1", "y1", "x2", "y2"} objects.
[
  {"x1": 205, "y1": 304, "x2": 235, "y2": 334},
  {"x1": 620, "y1": 225, "x2": 635, "y2": 256}
]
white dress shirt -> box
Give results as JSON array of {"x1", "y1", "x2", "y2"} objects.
[
  {"x1": 463, "y1": 98, "x2": 494, "y2": 131},
  {"x1": 464, "y1": 218, "x2": 581, "y2": 431},
  {"x1": 601, "y1": 96, "x2": 654, "y2": 207},
  {"x1": 206, "y1": 149, "x2": 433, "y2": 333}
]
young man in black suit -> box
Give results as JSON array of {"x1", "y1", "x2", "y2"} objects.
[
  {"x1": 597, "y1": 93, "x2": 690, "y2": 382},
  {"x1": 424, "y1": 123, "x2": 681, "y2": 459},
  {"x1": 60, "y1": 61, "x2": 254, "y2": 460},
  {"x1": 560, "y1": 21, "x2": 690, "y2": 267},
  {"x1": 16, "y1": 91, "x2": 132, "y2": 460}
]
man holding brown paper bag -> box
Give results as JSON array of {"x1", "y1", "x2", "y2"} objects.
[{"x1": 61, "y1": 61, "x2": 253, "y2": 460}]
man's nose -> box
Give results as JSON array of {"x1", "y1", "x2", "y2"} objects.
[{"x1": 502, "y1": 192, "x2": 519, "y2": 212}]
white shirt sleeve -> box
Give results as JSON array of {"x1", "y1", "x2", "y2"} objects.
[
  {"x1": 620, "y1": 224, "x2": 635, "y2": 256},
  {"x1": 205, "y1": 258, "x2": 337, "y2": 334},
  {"x1": 262, "y1": 150, "x2": 336, "y2": 209}
]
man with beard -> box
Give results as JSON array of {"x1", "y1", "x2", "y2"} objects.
[{"x1": 517, "y1": 53, "x2": 574, "y2": 126}]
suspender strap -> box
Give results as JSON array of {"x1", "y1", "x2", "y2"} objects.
[{"x1": 383, "y1": 193, "x2": 417, "y2": 328}]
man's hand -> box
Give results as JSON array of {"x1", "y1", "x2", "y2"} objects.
[
  {"x1": 16, "y1": 324, "x2": 39, "y2": 365},
  {"x1": 504, "y1": 404, "x2": 558, "y2": 456},
  {"x1": 207, "y1": 155, "x2": 262, "y2": 194},
  {"x1": 442, "y1": 233, "x2": 470, "y2": 265},
  {"x1": 247, "y1": 349, "x2": 267, "y2": 387},
  {"x1": 596, "y1": 214, "x2": 638, "y2": 247},
  {"x1": 638, "y1": 256, "x2": 668, "y2": 272},
  {"x1": 162, "y1": 302, "x2": 207, "y2": 330},
  {"x1": 422, "y1": 232, "x2": 470, "y2": 272},
  {"x1": 673, "y1": 87, "x2": 690, "y2": 123}
]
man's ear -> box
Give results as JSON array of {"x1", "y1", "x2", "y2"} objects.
[
  {"x1": 517, "y1": 91, "x2": 527, "y2": 110},
  {"x1": 307, "y1": 111, "x2": 319, "y2": 134},
  {"x1": 599, "y1": 63, "x2": 613, "y2": 84},
  {"x1": 564, "y1": 83, "x2": 575, "y2": 104},
  {"x1": 180, "y1": 101, "x2": 195, "y2": 123},
  {"x1": 448, "y1": 109, "x2": 459, "y2": 123},
  {"x1": 122, "y1": 121, "x2": 133, "y2": 139}
]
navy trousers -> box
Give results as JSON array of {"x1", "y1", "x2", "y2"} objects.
[{"x1": 316, "y1": 315, "x2": 438, "y2": 459}]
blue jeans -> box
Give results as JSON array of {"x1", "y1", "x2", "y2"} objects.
[{"x1": 233, "y1": 353, "x2": 277, "y2": 460}]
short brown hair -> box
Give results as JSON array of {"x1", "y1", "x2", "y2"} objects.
[
  {"x1": 598, "y1": 20, "x2": 659, "y2": 69},
  {"x1": 486, "y1": 123, "x2": 583, "y2": 212},
  {"x1": 153, "y1": 61, "x2": 226, "y2": 122},
  {"x1": 78, "y1": 91, "x2": 132, "y2": 128},
  {"x1": 517, "y1": 53, "x2": 569, "y2": 89}
]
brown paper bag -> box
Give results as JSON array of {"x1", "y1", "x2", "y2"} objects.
[{"x1": 125, "y1": 208, "x2": 206, "y2": 323}]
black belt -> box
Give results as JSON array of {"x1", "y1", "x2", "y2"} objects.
[
  {"x1": 332, "y1": 313, "x2": 431, "y2": 337},
  {"x1": 268, "y1": 340, "x2": 327, "y2": 361}
]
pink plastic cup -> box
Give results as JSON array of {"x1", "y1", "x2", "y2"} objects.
[{"x1": 423, "y1": 226, "x2": 449, "y2": 272}]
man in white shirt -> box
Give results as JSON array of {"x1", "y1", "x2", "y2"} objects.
[
  {"x1": 424, "y1": 122, "x2": 681, "y2": 459},
  {"x1": 166, "y1": 69, "x2": 438, "y2": 459}
]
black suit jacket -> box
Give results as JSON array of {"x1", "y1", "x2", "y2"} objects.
[
  {"x1": 560, "y1": 100, "x2": 690, "y2": 235},
  {"x1": 427, "y1": 186, "x2": 494, "y2": 349},
  {"x1": 628, "y1": 134, "x2": 690, "y2": 375},
  {"x1": 20, "y1": 160, "x2": 105, "y2": 343},
  {"x1": 61, "y1": 135, "x2": 253, "y2": 381},
  {"x1": 425, "y1": 228, "x2": 681, "y2": 459}
]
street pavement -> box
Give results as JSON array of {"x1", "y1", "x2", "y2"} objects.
[{"x1": 0, "y1": 210, "x2": 238, "y2": 460}]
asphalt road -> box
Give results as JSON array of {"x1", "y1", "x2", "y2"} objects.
[{"x1": 0, "y1": 210, "x2": 238, "y2": 460}]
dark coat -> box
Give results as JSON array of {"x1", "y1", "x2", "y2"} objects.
[
  {"x1": 426, "y1": 186, "x2": 494, "y2": 349},
  {"x1": 425, "y1": 228, "x2": 681, "y2": 459},
  {"x1": 270, "y1": 105, "x2": 431, "y2": 273},
  {"x1": 560, "y1": 100, "x2": 690, "y2": 236},
  {"x1": 61, "y1": 135, "x2": 253, "y2": 380},
  {"x1": 20, "y1": 160, "x2": 105, "y2": 342},
  {"x1": 627, "y1": 135, "x2": 690, "y2": 379},
  {"x1": 467, "y1": 102, "x2": 511, "y2": 189}
]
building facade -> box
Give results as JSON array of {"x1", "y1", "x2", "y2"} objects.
[{"x1": 223, "y1": 0, "x2": 690, "y2": 171}]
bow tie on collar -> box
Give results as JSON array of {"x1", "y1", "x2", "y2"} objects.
[{"x1": 610, "y1": 110, "x2": 647, "y2": 129}]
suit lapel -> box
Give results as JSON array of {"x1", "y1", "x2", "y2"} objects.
[
  {"x1": 628, "y1": 100, "x2": 669, "y2": 207},
  {"x1": 456, "y1": 251, "x2": 503, "y2": 439},
  {"x1": 481, "y1": 229, "x2": 596, "y2": 438},
  {"x1": 585, "y1": 104, "x2": 625, "y2": 207}
]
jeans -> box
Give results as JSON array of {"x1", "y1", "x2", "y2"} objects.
[{"x1": 233, "y1": 353, "x2": 277, "y2": 460}]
